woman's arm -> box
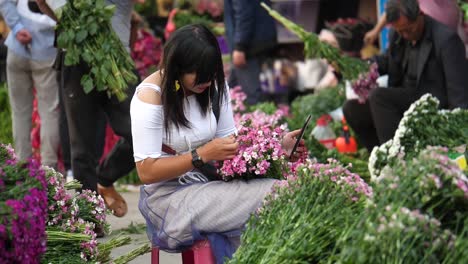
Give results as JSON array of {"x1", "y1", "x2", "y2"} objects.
[{"x1": 35, "y1": 0, "x2": 57, "y2": 21}]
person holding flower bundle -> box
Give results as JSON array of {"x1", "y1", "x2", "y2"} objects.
[
  {"x1": 130, "y1": 24, "x2": 304, "y2": 263},
  {"x1": 36, "y1": 0, "x2": 147, "y2": 218},
  {"x1": 343, "y1": 0, "x2": 468, "y2": 152}
]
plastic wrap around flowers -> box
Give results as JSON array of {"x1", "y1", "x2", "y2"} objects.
[
  {"x1": 351, "y1": 62, "x2": 379, "y2": 103},
  {"x1": 217, "y1": 120, "x2": 288, "y2": 181}
]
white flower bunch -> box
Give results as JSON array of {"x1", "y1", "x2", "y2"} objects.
[{"x1": 369, "y1": 94, "x2": 468, "y2": 179}]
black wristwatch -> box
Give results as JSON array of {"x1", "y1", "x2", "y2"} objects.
[{"x1": 191, "y1": 149, "x2": 204, "y2": 168}]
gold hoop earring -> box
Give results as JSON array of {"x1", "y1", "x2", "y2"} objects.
[{"x1": 175, "y1": 80, "x2": 181, "y2": 91}]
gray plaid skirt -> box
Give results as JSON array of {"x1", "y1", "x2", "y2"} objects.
[{"x1": 139, "y1": 174, "x2": 276, "y2": 251}]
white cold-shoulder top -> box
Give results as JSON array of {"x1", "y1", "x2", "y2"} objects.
[{"x1": 130, "y1": 82, "x2": 237, "y2": 162}]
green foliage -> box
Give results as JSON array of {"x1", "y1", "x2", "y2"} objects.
[
  {"x1": 0, "y1": 83, "x2": 13, "y2": 144},
  {"x1": 56, "y1": 0, "x2": 138, "y2": 101},
  {"x1": 460, "y1": 1, "x2": 468, "y2": 21},
  {"x1": 173, "y1": 10, "x2": 225, "y2": 35},
  {"x1": 247, "y1": 101, "x2": 278, "y2": 115},
  {"x1": 116, "y1": 169, "x2": 141, "y2": 185},
  {"x1": 228, "y1": 163, "x2": 367, "y2": 264},
  {"x1": 134, "y1": 0, "x2": 157, "y2": 18},
  {"x1": 288, "y1": 85, "x2": 345, "y2": 132},
  {"x1": 262, "y1": 3, "x2": 369, "y2": 81}
]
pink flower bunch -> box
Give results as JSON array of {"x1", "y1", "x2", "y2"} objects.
[
  {"x1": 371, "y1": 146, "x2": 468, "y2": 228},
  {"x1": 343, "y1": 204, "x2": 457, "y2": 262},
  {"x1": 218, "y1": 120, "x2": 287, "y2": 181},
  {"x1": 417, "y1": 146, "x2": 468, "y2": 199},
  {"x1": 45, "y1": 168, "x2": 74, "y2": 229},
  {"x1": 79, "y1": 221, "x2": 98, "y2": 261},
  {"x1": 376, "y1": 146, "x2": 468, "y2": 203},
  {"x1": 43, "y1": 167, "x2": 107, "y2": 260},
  {"x1": 234, "y1": 109, "x2": 287, "y2": 129},
  {"x1": 131, "y1": 28, "x2": 162, "y2": 79},
  {"x1": 351, "y1": 62, "x2": 379, "y2": 103},
  {"x1": 75, "y1": 189, "x2": 107, "y2": 229},
  {"x1": 0, "y1": 149, "x2": 48, "y2": 264},
  {"x1": 194, "y1": 0, "x2": 223, "y2": 18},
  {"x1": 0, "y1": 143, "x2": 17, "y2": 165},
  {"x1": 303, "y1": 158, "x2": 373, "y2": 199},
  {"x1": 229, "y1": 86, "x2": 247, "y2": 114}
]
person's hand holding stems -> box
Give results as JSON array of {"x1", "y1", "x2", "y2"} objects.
[
  {"x1": 196, "y1": 135, "x2": 239, "y2": 163},
  {"x1": 281, "y1": 129, "x2": 306, "y2": 162}
]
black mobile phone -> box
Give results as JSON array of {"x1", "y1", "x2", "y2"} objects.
[{"x1": 289, "y1": 114, "x2": 312, "y2": 159}]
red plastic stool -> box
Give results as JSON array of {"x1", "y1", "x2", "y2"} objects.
[{"x1": 151, "y1": 239, "x2": 215, "y2": 264}]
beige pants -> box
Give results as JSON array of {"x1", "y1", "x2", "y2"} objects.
[{"x1": 6, "y1": 50, "x2": 59, "y2": 167}]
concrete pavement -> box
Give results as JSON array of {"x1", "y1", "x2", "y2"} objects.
[{"x1": 100, "y1": 188, "x2": 182, "y2": 264}]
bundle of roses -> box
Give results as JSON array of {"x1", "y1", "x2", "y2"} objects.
[
  {"x1": 334, "y1": 204, "x2": 457, "y2": 263},
  {"x1": 369, "y1": 94, "x2": 468, "y2": 178},
  {"x1": 371, "y1": 146, "x2": 467, "y2": 229},
  {"x1": 229, "y1": 159, "x2": 372, "y2": 263},
  {"x1": 0, "y1": 144, "x2": 48, "y2": 263}
]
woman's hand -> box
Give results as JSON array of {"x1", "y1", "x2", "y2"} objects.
[
  {"x1": 198, "y1": 135, "x2": 239, "y2": 162},
  {"x1": 282, "y1": 129, "x2": 307, "y2": 162}
]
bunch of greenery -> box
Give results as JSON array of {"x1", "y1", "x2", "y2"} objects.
[
  {"x1": 247, "y1": 101, "x2": 279, "y2": 115},
  {"x1": 173, "y1": 10, "x2": 224, "y2": 36},
  {"x1": 372, "y1": 146, "x2": 467, "y2": 230},
  {"x1": 56, "y1": 0, "x2": 138, "y2": 101},
  {"x1": 228, "y1": 160, "x2": 370, "y2": 263},
  {"x1": 261, "y1": 3, "x2": 369, "y2": 81},
  {"x1": 459, "y1": 0, "x2": 468, "y2": 21},
  {"x1": 287, "y1": 85, "x2": 345, "y2": 133},
  {"x1": 333, "y1": 203, "x2": 457, "y2": 263},
  {"x1": 0, "y1": 84, "x2": 12, "y2": 144}
]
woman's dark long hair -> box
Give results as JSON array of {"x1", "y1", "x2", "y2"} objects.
[{"x1": 159, "y1": 24, "x2": 225, "y2": 137}]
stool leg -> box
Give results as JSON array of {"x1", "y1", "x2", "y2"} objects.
[
  {"x1": 193, "y1": 246, "x2": 215, "y2": 264},
  {"x1": 151, "y1": 247, "x2": 160, "y2": 264},
  {"x1": 181, "y1": 248, "x2": 195, "y2": 264}
]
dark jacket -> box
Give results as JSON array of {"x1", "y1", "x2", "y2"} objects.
[
  {"x1": 375, "y1": 16, "x2": 468, "y2": 109},
  {"x1": 224, "y1": 0, "x2": 277, "y2": 57}
]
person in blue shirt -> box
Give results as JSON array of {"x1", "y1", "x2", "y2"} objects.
[
  {"x1": 0, "y1": 0, "x2": 59, "y2": 168},
  {"x1": 224, "y1": 0, "x2": 277, "y2": 105}
]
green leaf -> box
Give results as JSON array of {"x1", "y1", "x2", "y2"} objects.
[
  {"x1": 82, "y1": 52, "x2": 93, "y2": 63},
  {"x1": 89, "y1": 23, "x2": 99, "y2": 35},
  {"x1": 56, "y1": 35, "x2": 67, "y2": 48},
  {"x1": 64, "y1": 50, "x2": 79, "y2": 66},
  {"x1": 81, "y1": 75, "x2": 94, "y2": 94},
  {"x1": 75, "y1": 30, "x2": 88, "y2": 43}
]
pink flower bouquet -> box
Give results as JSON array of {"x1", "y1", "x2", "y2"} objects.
[
  {"x1": 217, "y1": 120, "x2": 288, "y2": 181},
  {"x1": 351, "y1": 62, "x2": 379, "y2": 103}
]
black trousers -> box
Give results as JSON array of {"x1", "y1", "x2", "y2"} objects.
[
  {"x1": 343, "y1": 87, "x2": 418, "y2": 152},
  {"x1": 60, "y1": 59, "x2": 137, "y2": 191},
  {"x1": 58, "y1": 80, "x2": 106, "y2": 172}
]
